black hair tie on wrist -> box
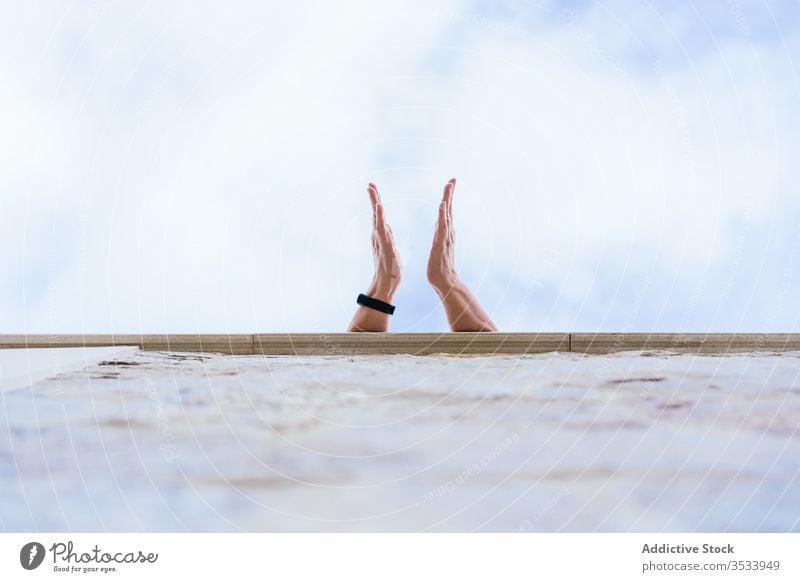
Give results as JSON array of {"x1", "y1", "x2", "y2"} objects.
[{"x1": 357, "y1": 293, "x2": 396, "y2": 315}]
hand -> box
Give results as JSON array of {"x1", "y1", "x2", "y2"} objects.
[
  {"x1": 426, "y1": 178, "x2": 497, "y2": 332},
  {"x1": 367, "y1": 182, "x2": 401, "y2": 302},
  {"x1": 427, "y1": 178, "x2": 458, "y2": 290},
  {"x1": 347, "y1": 183, "x2": 401, "y2": 332}
]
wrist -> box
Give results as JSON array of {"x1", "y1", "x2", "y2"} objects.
[
  {"x1": 430, "y1": 273, "x2": 461, "y2": 295},
  {"x1": 367, "y1": 278, "x2": 398, "y2": 304}
]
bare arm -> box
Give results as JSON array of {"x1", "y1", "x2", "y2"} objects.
[
  {"x1": 427, "y1": 178, "x2": 497, "y2": 332},
  {"x1": 348, "y1": 183, "x2": 401, "y2": 332}
]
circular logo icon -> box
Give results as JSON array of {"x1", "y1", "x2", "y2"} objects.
[{"x1": 20, "y1": 542, "x2": 46, "y2": 570}]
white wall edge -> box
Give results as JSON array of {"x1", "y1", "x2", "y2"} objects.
[{"x1": 0, "y1": 346, "x2": 139, "y2": 393}]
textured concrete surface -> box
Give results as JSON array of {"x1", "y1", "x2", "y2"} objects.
[
  {"x1": 1, "y1": 349, "x2": 798, "y2": 532},
  {"x1": 0, "y1": 347, "x2": 137, "y2": 393}
]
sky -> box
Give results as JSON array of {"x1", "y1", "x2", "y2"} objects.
[{"x1": 1, "y1": 0, "x2": 799, "y2": 334}]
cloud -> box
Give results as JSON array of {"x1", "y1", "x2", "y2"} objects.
[
  {"x1": 408, "y1": 2, "x2": 800, "y2": 331},
  {"x1": 1, "y1": 0, "x2": 798, "y2": 333}
]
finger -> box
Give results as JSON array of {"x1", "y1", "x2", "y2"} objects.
[
  {"x1": 441, "y1": 180, "x2": 452, "y2": 206},
  {"x1": 368, "y1": 183, "x2": 379, "y2": 207},
  {"x1": 435, "y1": 200, "x2": 447, "y2": 241},
  {"x1": 370, "y1": 184, "x2": 393, "y2": 241},
  {"x1": 375, "y1": 201, "x2": 386, "y2": 234},
  {"x1": 370, "y1": 183, "x2": 386, "y2": 227},
  {"x1": 369, "y1": 182, "x2": 383, "y2": 205},
  {"x1": 368, "y1": 184, "x2": 379, "y2": 228},
  {"x1": 369, "y1": 185, "x2": 386, "y2": 230},
  {"x1": 441, "y1": 184, "x2": 453, "y2": 232},
  {"x1": 446, "y1": 178, "x2": 456, "y2": 228},
  {"x1": 388, "y1": 231, "x2": 400, "y2": 258}
]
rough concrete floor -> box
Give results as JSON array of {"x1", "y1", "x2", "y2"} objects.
[{"x1": 2, "y1": 350, "x2": 799, "y2": 532}]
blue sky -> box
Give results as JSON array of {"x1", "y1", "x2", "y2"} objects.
[{"x1": 1, "y1": 0, "x2": 799, "y2": 333}]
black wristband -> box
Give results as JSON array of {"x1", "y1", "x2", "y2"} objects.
[{"x1": 357, "y1": 293, "x2": 396, "y2": 315}]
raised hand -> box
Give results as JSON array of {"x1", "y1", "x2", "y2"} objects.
[
  {"x1": 427, "y1": 178, "x2": 458, "y2": 289},
  {"x1": 366, "y1": 182, "x2": 401, "y2": 301},
  {"x1": 347, "y1": 183, "x2": 401, "y2": 332},
  {"x1": 427, "y1": 178, "x2": 497, "y2": 332}
]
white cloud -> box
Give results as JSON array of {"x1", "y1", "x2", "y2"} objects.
[{"x1": 1, "y1": 0, "x2": 798, "y2": 333}]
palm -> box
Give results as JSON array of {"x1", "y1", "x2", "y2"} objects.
[
  {"x1": 368, "y1": 183, "x2": 401, "y2": 296},
  {"x1": 427, "y1": 178, "x2": 457, "y2": 287}
]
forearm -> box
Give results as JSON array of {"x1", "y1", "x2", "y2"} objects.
[
  {"x1": 432, "y1": 276, "x2": 497, "y2": 332},
  {"x1": 347, "y1": 279, "x2": 396, "y2": 332},
  {"x1": 347, "y1": 307, "x2": 389, "y2": 332}
]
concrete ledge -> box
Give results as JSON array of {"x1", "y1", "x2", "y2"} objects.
[
  {"x1": 0, "y1": 333, "x2": 799, "y2": 355},
  {"x1": 136, "y1": 335, "x2": 253, "y2": 355},
  {"x1": 0, "y1": 334, "x2": 253, "y2": 355},
  {"x1": 0, "y1": 335, "x2": 140, "y2": 349},
  {"x1": 254, "y1": 333, "x2": 569, "y2": 355},
  {"x1": 571, "y1": 333, "x2": 800, "y2": 354}
]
